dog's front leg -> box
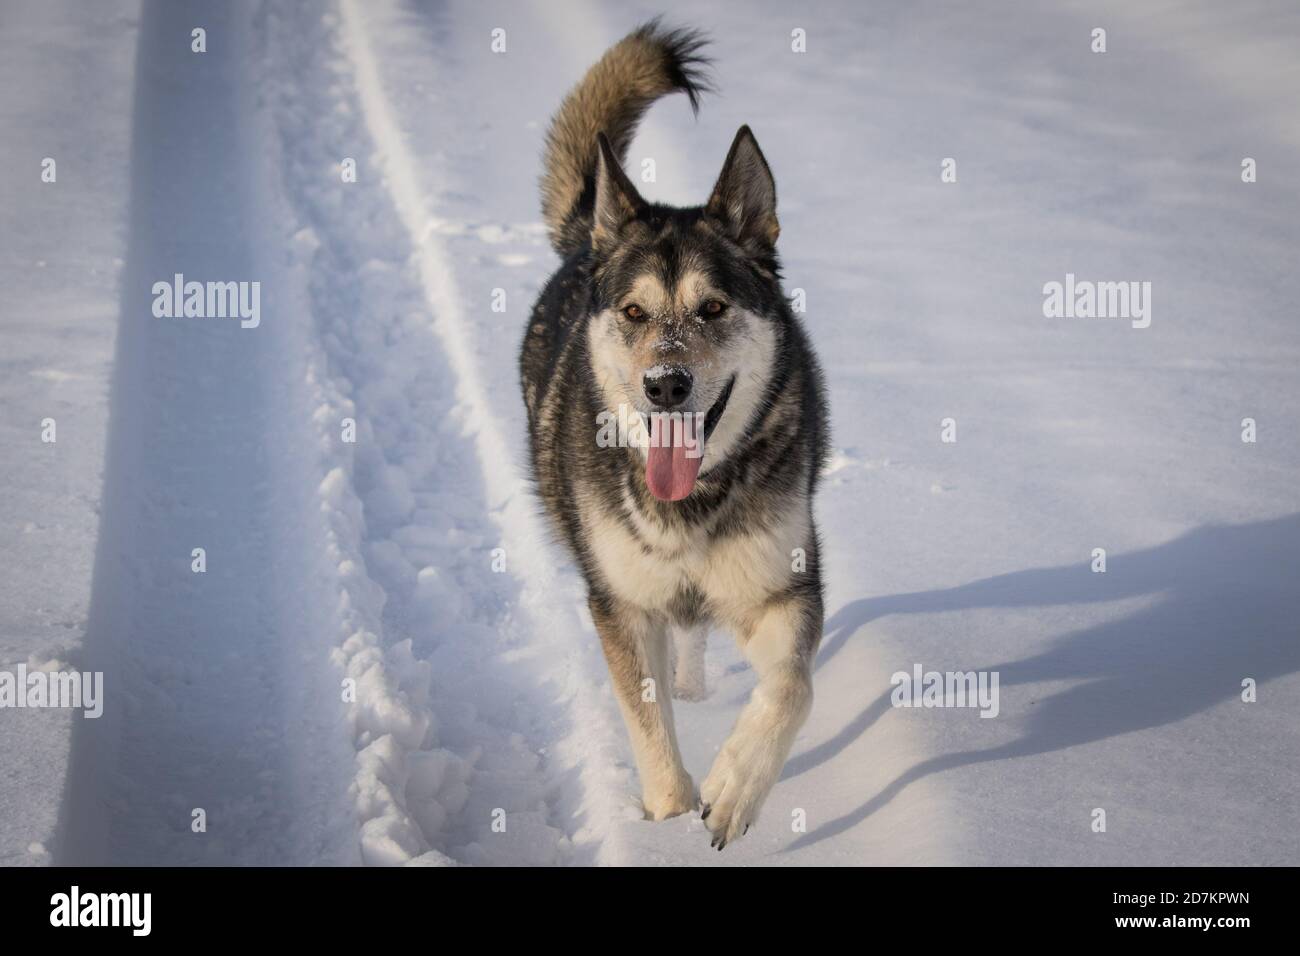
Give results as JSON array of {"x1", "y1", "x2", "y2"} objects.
[
  {"x1": 589, "y1": 593, "x2": 696, "y2": 820},
  {"x1": 670, "y1": 625, "x2": 708, "y2": 701},
  {"x1": 702, "y1": 596, "x2": 820, "y2": 848}
]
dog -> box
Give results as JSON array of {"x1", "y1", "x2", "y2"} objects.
[{"x1": 520, "y1": 19, "x2": 828, "y2": 849}]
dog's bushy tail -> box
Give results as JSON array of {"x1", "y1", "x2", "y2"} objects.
[{"x1": 540, "y1": 18, "x2": 711, "y2": 257}]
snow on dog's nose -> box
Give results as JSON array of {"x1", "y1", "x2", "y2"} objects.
[{"x1": 643, "y1": 365, "x2": 693, "y2": 408}]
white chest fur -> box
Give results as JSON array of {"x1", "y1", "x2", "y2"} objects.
[{"x1": 583, "y1": 488, "x2": 810, "y2": 630}]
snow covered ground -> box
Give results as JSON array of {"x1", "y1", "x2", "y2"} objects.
[
  {"x1": 0, "y1": 0, "x2": 137, "y2": 865},
  {"x1": 1, "y1": 0, "x2": 1297, "y2": 866}
]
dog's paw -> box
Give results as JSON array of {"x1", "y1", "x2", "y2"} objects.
[
  {"x1": 698, "y1": 732, "x2": 781, "y2": 849},
  {"x1": 641, "y1": 773, "x2": 697, "y2": 821}
]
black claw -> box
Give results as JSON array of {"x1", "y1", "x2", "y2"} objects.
[
  {"x1": 710, "y1": 835, "x2": 719, "y2": 848},
  {"x1": 700, "y1": 803, "x2": 711, "y2": 820},
  {"x1": 716, "y1": 839, "x2": 726, "y2": 851},
  {"x1": 743, "y1": 824, "x2": 750, "y2": 835}
]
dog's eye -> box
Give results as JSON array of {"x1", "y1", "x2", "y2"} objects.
[
  {"x1": 622, "y1": 304, "x2": 645, "y2": 321},
  {"x1": 701, "y1": 299, "x2": 727, "y2": 318}
]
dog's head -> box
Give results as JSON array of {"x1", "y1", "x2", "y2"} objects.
[{"x1": 586, "y1": 126, "x2": 784, "y2": 502}]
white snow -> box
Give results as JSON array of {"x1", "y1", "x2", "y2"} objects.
[
  {"x1": 0, "y1": 0, "x2": 138, "y2": 866},
  {"x1": 1, "y1": 0, "x2": 1297, "y2": 866}
]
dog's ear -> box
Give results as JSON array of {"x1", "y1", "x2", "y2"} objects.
[
  {"x1": 706, "y1": 125, "x2": 779, "y2": 250},
  {"x1": 592, "y1": 132, "x2": 645, "y2": 250}
]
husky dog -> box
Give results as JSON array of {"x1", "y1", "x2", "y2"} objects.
[{"x1": 520, "y1": 20, "x2": 828, "y2": 849}]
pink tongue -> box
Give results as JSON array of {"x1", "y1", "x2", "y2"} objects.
[{"x1": 646, "y1": 414, "x2": 704, "y2": 502}]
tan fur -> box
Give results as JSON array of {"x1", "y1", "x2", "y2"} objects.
[
  {"x1": 542, "y1": 31, "x2": 688, "y2": 251},
  {"x1": 539, "y1": 22, "x2": 709, "y2": 256},
  {"x1": 588, "y1": 596, "x2": 695, "y2": 819}
]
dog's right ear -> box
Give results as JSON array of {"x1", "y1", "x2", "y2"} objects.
[{"x1": 592, "y1": 132, "x2": 645, "y2": 251}]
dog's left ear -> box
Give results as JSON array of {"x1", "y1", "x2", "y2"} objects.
[{"x1": 706, "y1": 125, "x2": 779, "y2": 249}]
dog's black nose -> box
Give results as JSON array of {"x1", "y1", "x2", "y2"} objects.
[{"x1": 643, "y1": 368, "x2": 693, "y2": 408}]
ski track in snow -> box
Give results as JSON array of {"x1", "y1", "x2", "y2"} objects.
[
  {"x1": 268, "y1": 0, "x2": 641, "y2": 864},
  {"x1": 3, "y1": 0, "x2": 1297, "y2": 866}
]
